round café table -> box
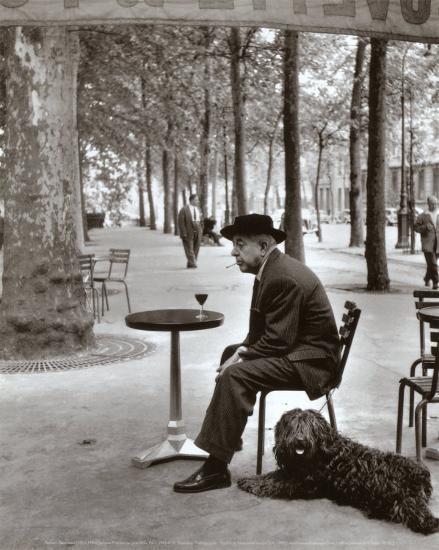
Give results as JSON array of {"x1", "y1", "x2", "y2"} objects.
[{"x1": 125, "y1": 309, "x2": 224, "y2": 468}]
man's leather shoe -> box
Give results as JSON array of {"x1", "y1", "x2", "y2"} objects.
[{"x1": 173, "y1": 466, "x2": 231, "y2": 493}]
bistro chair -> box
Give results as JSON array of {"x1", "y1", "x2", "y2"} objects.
[
  {"x1": 396, "y1": 344, "x2": 439, "y2": 462},
  {"x1": 255, "y1": 300, "x2": 361, "y2": 474},
  {"x1": 78, "y1": 254, "x2": 100, "y2": 322},
  {"x1": 93, "y1": 248, "x2": 131, "y2": 316},
  {"x1": 408, "y1": 290, "x2": 439, "y2": 427}
]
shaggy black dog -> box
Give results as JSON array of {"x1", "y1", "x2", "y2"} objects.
[{"x1": 238, "y1": 408, "x2": 439, "y2": 535}]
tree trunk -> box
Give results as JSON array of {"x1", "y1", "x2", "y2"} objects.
[
  {"x1": 0, "y1": 27, "x2": 94, "y2": 359},
  {"x1": 231, "y1": 180, "x2": 238, "y2": 220},
  {"x1": 283, "y1": 30, "x2": 304, "y2": 262},
  {"x1": 173, "y1": 152, "x2": 179, "y2": 236},
  {"x1": 223, "y1": 124, "x2": 231, "y2": 225},
  {"x1": 145, "y1": 141, "x2": 156, "y2": 230},
  {"x1": 314, "y1": 137, "x2": 324, "y2": 243},
  {"x1": 264, "y1": 111, "x2": 282, "y2": 215},
  {"x1": 162, "y1": 144, "x2": 172, "y2": 234},
  {"x1": 77, "y1": 134, "x2": 90, "y2": 242},
  {"x1": 76, "y1": 66, "x2": 89, "y2": 243},
  {"x1": 229, "y1": 27, "x2": 248, "y2": 216},
  {"x1": 137, "y1": 162, "x2": 146, "y2": 227},
  {"x1": 349, "y1": 38, "x2": 367, "y2": 247},
  {"x1": 211, "y1": 146, "x2": 219, "y2": 219},
  {"x1": 199, "y1": 27, "x2": 211, "y2": 218},
  {"x1": 69, "y1": 32, "x2": 85, "y2": 253},
  {"x1": 365, "y1": 39, "x2": 390, "y2": 291}
]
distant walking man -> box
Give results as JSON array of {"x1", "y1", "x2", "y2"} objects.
[
  {"x1": 415, "y1": 195, "x2": 439, "y2": 289},
  {"x1": 178, "y1": 194, "x2": 203, "y2": 268}
]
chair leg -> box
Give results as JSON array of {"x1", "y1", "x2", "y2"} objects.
[
  {"x1": 101, "y1": 282, "x2": 109, "y2": 317},
  {"x1": 122, "y1": 281, "x2": 131, "y2": 313},
  {"x1": 104, "y1": 282, "x2": 109, "y2": 310},
  {"x1": 256, "y1": 392, "x2": 267, "y2": 475},
  {"x1": 396, "y1": 381, "x2": 406, "y2": 454},
  {"x1": 326, "y1": 393, "x2": 337, "y2": 433},
  {"x1": 92, "y1": 288, "x2": 100, "y2": 323},
  {"x1": 409, "y1": 359, "x2": 422, "y2": 427},
  {"x1": 422, "y1": 404, "x2": 427, "y2": 447},
  {"x1": 84, "y1": 289, "x2": 92, "y2": 316},
  {"x1": 101, "y1": 283, "x2": 105, "y2": 317},
  {"x1": 415, "y1": 398, "x2": 428, "y2": 462}
]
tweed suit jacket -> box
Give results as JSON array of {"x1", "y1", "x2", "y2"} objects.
[
  {"x1": 240, "y1": 248, "x2": 340, "y2": 399},
  {"x1": 177, "y1": 205, "x2": 203, "y2": 240},
  {"x1": 414, "y1": 212, "x2": 439, "y2": 253}
]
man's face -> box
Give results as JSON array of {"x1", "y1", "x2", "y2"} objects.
[
  {"x1": 190, "y1": 196, "x2": 200, "y2": 207},
  {"x1": 231, "y1": 234, "x2": 265, "y2": 274},
  {"x1": 428, "y1": 198, "x2": 437, "y2": 211}
]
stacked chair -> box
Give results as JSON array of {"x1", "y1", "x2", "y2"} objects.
[
  {"x1": 78, "y1": 254, "x2": 100, "y2": 322},
  {"x1": 396, "y1": 290, "x2": 439, "y2": 461},
  {"x1": 93, "y1": 248, "x2": 131, "y2": 317}
]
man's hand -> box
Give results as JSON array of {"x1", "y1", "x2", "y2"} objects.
[{"x1": 215, "y1": 346, "x2": 248, "y2": 382}]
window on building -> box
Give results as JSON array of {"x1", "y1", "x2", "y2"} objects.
[
  {"x1": 418, "y1": 169, "x2": 425, "y2": 200},
  {"x1": 338, "y1": 188, "x2": 342, "y2": 211},
  {"x1": 344, "y1": 188, "x2": 349, "y2": 209},
  {"x1": 361, "y1": 171, "x2": 367, "y2": 194},
  {"x1": 433, "y1": 167, "x2": 439, "y2": 197},
  {"x1": 392, "y1": 170, "x2": 399, "y2": 196},
  {"x1": 319, "y1": 188, "x2": 325, "y2": 211}
]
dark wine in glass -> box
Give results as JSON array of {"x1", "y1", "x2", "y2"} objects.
[{"x1": 195, "y1": 293, "x2": 208, "y2": 319}]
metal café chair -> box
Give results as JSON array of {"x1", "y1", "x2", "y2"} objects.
[
  {"x1": 396, "y1": 340, "x2": 439, "y2": 462},
  {"x1": 408, "y1": 290, "x2": 439, "y2": 427},
  {"x1": 93, "y1": 248, "x2": 131, "y2": 316},
  {"x1": 256, "y1": 300, "x2": 361, "y2": 474},
  {"x1": 78, "y1": 254, "x2": 100, "y2": 322}
]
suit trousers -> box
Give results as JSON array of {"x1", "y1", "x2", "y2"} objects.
[
  {"x1": 181, "y1": 223, "x2": 202, "y2": 266},
  {"x1": 423, "y1": 250, "x2": 438, "y2": 286},
  {"x1": 194, "y1": 343, "x2": 305, "y2": 463}
]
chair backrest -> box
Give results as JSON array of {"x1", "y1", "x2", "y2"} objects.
[
  {"x1": 335, "y1": 300, "x2": 361, "y2": 387},
  {"x1": 78, "y1": 254, "x2": 95, "y2": 285},
  {"x1": 430, "y1": 352, "x2": 439, "y2": 398},
  {"x1": 108, "y1": 248, "x2": 130, "y2": 279},
  {"x1": 413, "y1": 290, "x2": 439, "y2": 357}
]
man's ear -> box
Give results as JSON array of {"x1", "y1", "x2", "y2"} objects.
[{"x1": 260, "y1": 240, "x2": 269, "y2": 255}]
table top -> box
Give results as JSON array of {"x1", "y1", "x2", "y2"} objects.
[
  {"x1": 417, "y1": 306, "x2": 439, "y2": 322},
  {"x1": 125, "y1": 309, "x2": 224, "y2": 332}
]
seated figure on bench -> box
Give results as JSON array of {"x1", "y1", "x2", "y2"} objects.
[{"x1": 203, "y1": 216, "x2": 223, "y2": 246}]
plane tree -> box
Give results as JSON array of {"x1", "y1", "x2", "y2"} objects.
[{"x1": 0, "y1": 27, "x2": 94, "y2": 359}]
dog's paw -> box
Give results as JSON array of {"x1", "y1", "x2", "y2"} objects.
[{"x1": 237, "y1": 475, "x2": 264, "y2": 495}]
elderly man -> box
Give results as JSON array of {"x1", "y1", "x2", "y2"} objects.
[
  {"x1": 174, "y1": 214, "x2": 340, "y2": 493},
  {"x1": 414, "y1": 195, "x2": 439, "y2": 289}
]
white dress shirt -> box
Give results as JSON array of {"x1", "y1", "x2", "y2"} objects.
[{"x1": 192, "y1": 206, "x2": 201, "y2": 222}]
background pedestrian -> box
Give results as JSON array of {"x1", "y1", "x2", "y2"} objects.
[{"x1": 177, "y1": 193, "x2": 203, "y2": 268}]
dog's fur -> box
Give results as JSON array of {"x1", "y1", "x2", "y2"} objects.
[{"x1": 237, "y1": 408, "x2": 439, "y2": 535}]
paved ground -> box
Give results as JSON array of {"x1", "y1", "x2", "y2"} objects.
[{"x1": 1, "y1": 224, "x2": 439, "y2": 550}]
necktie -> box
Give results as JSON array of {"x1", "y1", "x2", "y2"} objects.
[
  {"x1": 251, "y1": 278, "x2": 260, "y2": 309},
  {"x1": 193, "y1": 207, "x2": 197, "y2": 221}
]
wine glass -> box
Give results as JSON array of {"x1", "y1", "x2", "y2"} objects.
[{"x1": 195, "y1": 293, "x2": 208, "y2": 320}]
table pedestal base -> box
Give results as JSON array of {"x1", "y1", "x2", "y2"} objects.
[{"x1": 132, "y1": 437, "x2": 208, "y2": 469}]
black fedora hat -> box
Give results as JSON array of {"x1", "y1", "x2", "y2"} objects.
[{"x1": 220, "y1": 214, "x2": 286, "y2": 244}]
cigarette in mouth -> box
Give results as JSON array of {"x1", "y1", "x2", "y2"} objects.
[{"x1": 226, "y1": 263, "x2": 238, "y2": 269}]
